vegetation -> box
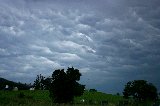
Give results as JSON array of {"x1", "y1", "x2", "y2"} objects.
[
  {"x1": 0, "y1": 90, "x2": 120, "y2": 106},
  {"x1": 0, "y1": 68, "x2": 159, "y2": 106},
  {"x1": 49, "y1": 67, "x2": 85, "y2": 103},
  {"x1": 0, "y1": 77, "x2": 30, "y2": 90},
  {"x1": 89, "y1": 89, "x2": 97, "y2": 92},
  {"x1": 123, "y1": 80, "x2": 158, "y2": 101},
  {"x1": 33, "y1": 74, "x2": 45, "y2": 90},
  {"x1": 0, "y1": 90, "x2": 51, "y2": 106},
  {"x1": 0, "y1": 90, "x2": 159, "y2": 106}
]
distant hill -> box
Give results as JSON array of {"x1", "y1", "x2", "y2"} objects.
[{"x1": 0, "y1": 77, "x2": 30, "y2": 90}]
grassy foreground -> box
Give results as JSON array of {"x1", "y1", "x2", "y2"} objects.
[{"x1": 0, "y1": 90, "x2": 158, "y2": 106}]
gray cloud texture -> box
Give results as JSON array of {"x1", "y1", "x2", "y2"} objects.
[{"x1": 0, "y1": 0, "x2": 160, "y2": 93}]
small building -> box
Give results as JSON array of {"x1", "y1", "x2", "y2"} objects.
[
  {"x1": 5, "y1": 85, "x2": 9, "y2": 89},
  {"x1": 13, "y1": 87, "x2": 18, "y2": 91},
  {"x1": 4, "y1": 85, "x2": 9, "y2": 90},
  {"x1": 29, "y1": 87, "x2": 35, "y2": 91}
]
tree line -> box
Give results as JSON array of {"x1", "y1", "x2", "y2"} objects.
[
  {"x1": 0, "y1": 77, "x2": 30, "y2": 90},
  {"x1": 1, "y1": 67, "x2": 158, "y2": 103},
  {"x1": 33, "y1": 67, "x2": 159, "y2": 103}
]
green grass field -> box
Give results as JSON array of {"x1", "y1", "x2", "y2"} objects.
[{"x1": 0, "y1": 90, "x2": 158, "y2": 106}]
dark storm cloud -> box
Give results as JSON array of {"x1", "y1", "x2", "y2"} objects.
[{"x1": 0, "y1": 0, "x2": 160, "y2": 93}]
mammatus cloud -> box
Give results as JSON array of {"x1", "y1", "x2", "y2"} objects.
[{"x1": 0, "y1": 0, "x2": 160, "y2": 93}]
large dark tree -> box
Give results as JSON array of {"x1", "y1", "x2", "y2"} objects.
[
  {"x1": 49, "y1": 67, "x2": 85, "y2": 103},
  {"x1": 123, "y1": 80, "x2": 158, "y2": 101},
  {"x1": 41, "y1": 77, "x2": 52, "y2": 90}
]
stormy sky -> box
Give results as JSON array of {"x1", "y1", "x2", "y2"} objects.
[{"x1": 0, "y1": 0, "x2": 160, "y2": 93}]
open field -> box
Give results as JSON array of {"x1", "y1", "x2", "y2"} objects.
[{"x1": 0, "y1": 90, "x2": 159, "y2": 106}]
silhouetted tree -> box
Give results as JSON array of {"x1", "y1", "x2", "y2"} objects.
[
  {"x1": 89, "y1": 89, "x2": 97, "y2": 92},
  {"x1": 116, "y1": 93, "x2": 120, "y2": 96},
  {"x1": 123, "y1": 80, "x2": 158, "y2": 101},
  {"x1": 49, "y1": 67, "x2": 85, "y2": 103},
  {"x1": 41, "y1": 77, "x2": 52, "y2": 90},
  {"x1": 33, "y1": 74, "x2": 45, "y2": 90}
]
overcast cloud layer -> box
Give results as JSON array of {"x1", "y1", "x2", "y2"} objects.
[{"x1": 0, "y1": 0, "x2": 160, "y2": 93}]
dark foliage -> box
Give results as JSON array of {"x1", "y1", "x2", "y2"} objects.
[
  {"x1": 101, "y1": 100, "x2": 109, "y2": 106},
  {"x1": 123, "y1": 80, "x2": 158, "y2": 101},
  {"x1": 116, "y1": 93, "x2": 120, "y2": 96},
  {"x1": 89, "y1": 89, "x2": 97, "y2": 92},
  {"x1": 33, "y1": 74, "x2": 45, "y2": 90},
  {"x1": 0, "y1": 77, "x2": 30, "y2": 90},
  {"x1": 49, "y1": 67, "x2": 85, "y2": 103},
  {"x1": 41, "y1": 77, "x2": 52, "y2": 90},
  {"x1": 118, "y1": 100, "x2": 129, "y2": 106},
  {"x1": 18, "y1": 92, "x2": 25, "y2": 98}
]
